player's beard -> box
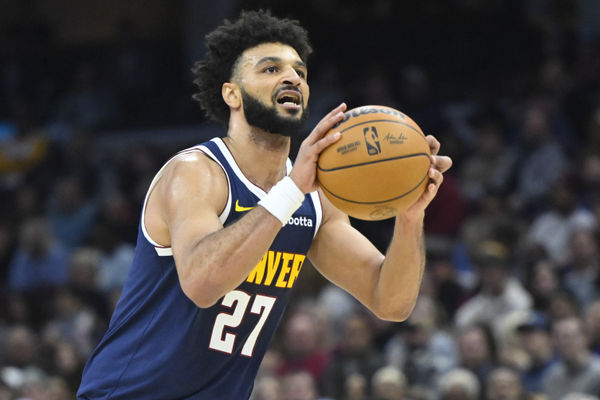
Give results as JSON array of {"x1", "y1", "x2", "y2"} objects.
[{"x1": 241, "y1": 89, "x2": 308, "y2": 138}]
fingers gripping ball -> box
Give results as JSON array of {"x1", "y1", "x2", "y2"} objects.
[{"x1": 317, "y1": 105, "x2": 431, "y2": 221}]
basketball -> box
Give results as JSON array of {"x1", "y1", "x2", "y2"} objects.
[{"x1": 317, "y1": 105, "x2": 431, "y2": 221}]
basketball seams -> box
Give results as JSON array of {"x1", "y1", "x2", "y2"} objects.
[
  {"x1": 337, "y1": 119, "x2": 425, "y2": 137},
  {"x1": 319, "y1": 172, "x2": 429, "y2": 205},
  {"x1": 317, "y1": 153, "x2": 430, "y2": 172}
]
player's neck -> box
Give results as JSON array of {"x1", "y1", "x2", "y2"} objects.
[{"x1": 225, "y1": 119, "x2": 290, "y2": 192}]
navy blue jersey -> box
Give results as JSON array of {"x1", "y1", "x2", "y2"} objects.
[{"x1": 78, "y1": 138, "x2": 322, "y2": 400}]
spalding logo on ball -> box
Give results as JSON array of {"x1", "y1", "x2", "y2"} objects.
[{"x1": 317, "y1": 105, "x2": 431, "y2": 221}]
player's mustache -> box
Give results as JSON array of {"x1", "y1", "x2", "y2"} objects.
[{"x1": 273, "y1": 86, "x2": 303, "y2": 102}]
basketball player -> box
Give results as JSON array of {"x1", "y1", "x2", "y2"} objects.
[{"x1": 78, "y1": 10, "x2": 452, "y2": 400}]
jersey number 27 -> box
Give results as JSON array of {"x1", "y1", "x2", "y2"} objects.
[{"x1": 208, "y1": 290, "x2": 276, "y2": 357}]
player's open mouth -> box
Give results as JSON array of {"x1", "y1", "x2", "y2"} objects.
[{"x1": 276, "y1": 90, "x2": 302, "y2": 110}]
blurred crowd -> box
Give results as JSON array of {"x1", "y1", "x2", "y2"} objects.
[{"x1": 1, "y1": 1, "x2": 600, "y2": 399}]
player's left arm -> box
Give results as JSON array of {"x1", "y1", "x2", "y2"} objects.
[{"x1": 308, "y1": 135, "x2": 452, "y2": 321}]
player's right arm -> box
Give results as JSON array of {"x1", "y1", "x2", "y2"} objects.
[{"x1": 145, "y1": 151, "x2": 282, "y2": 308}]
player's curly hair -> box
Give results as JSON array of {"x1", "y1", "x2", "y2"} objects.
[{"x1": 191, "y1": 10, "x2": 312, "y2": 124}]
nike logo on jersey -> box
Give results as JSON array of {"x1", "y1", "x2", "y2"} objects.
[{"x1": 235, "y1": 200, "x2": 255, "y2": 212}]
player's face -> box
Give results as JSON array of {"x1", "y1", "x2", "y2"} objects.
[{"x1": 234, "y1": 43, "x2": 310, "y2": 136}]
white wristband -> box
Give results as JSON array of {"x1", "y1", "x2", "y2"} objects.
[{"x1": 258, "y1": 176, "x2": 305, "y2": 226}]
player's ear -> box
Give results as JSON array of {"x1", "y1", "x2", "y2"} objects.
[{"x1": 222, "y1": 82, "x2": 241, "y2": 109}]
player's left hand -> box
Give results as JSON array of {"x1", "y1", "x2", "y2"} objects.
[{"x1": 403, "y1": 135, "x2": 452, "y2": 218}]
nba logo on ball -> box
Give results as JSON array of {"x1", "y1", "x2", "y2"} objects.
[
  {"x1": 317, "y1": 105, "x2": 431, "y2": 221},
  {"x1": 363, "y1": 127, "x2": 381, "y2": 156}
]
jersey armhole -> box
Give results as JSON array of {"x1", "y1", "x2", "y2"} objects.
[
  {"x1": 309, "y1": 191, "x2": 323, "y2": 238},
  {"x1": 140, "y1": 146, "x2": 232, "y2": 256}
]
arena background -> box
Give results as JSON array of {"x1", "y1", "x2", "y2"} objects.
[{"x1": 1, "y1": 1, "x2": 600, "y2": 399}]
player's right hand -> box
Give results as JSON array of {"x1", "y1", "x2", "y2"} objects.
[{"x1": 289, "y1": 103, "x2": 347, "y2": 194}]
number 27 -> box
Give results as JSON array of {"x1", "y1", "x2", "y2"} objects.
[{"x1": 209, "y1": 290, "x2": 276, "y2": 357}]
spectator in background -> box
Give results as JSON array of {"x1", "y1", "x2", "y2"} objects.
[
  {"x1": 276, "y1": 309, "x2": 331, "y2": 384},
  {"x1": 9, "y1": 183, "x2": 44, "y2": 229},
  {"x1": 41, "y1": 287, "x2": 103, "y2": 359},
  {"x1": 251, "y1": 375, "x2": 282, "y2": 400},
  {"x1": 45, "y1": 376, "x2": 74, "y2": 400},
  {"x1": 281, "y1": 370, "x2": 324, "y2": 400},
  {"x1": 426, "y1": 240, "x2": 466, "y2": 321},
  {"x1": 355, "y1": 65, "x2": 399, "y2": 110},
  {"x1": 43, "y1": 340, "x2": 84, "y2": 394},
  {"x1": 371, "y1": 365, "x2": 407, "y2": 400},
  {"x1": 1, "y1": 325, "x2": 39, "y2": 371},
  {"x1": 7, "y1": 217, "x2": 70, "y2": 292},
  {"x1": 456, "y1": 324, "x2": 497, "y2": 385},
  {"x1": 585, "y1": 299, "x2": 600, "y2": 355},
  {"x1": 0, "y1": 292, "x2": 31, "y2": 328},
  {"x1": 437, "y1": 368, "x2": 480, "y2": 400},
  {"x1": 515, "y1": 313, "x2": 556, "y2": 394},
  {"x1": 514, "y1": 100, "x2": 570, "y2": 213},
  {"x1": 485, "y1": 366, "x2": 528, "y2": 400},
  {"x1": 0, "y1": 383, "x2": 14, "y2": 400},
  {"x1": 316, "y1": 283, "x2": 360, "y2": 344},
  {"x1": 13, "y1": 375, "x2": 74, "y2": 400},
  {"x1": 67, "y1": 247, "x2": 109, "y2": 320},
  {"x1": 114, "y1": 144, "x2": 162, "y2": 210},
  {"x1": 0, "y1": 325, "x2": 45, "y2": 394},
  {"x1": 525, "y1": 258, "x2": 561, "y2": 314},
  {"x1": 96, "y1": 189, "x2": 137, "y2": 242},
  {"x1": 542, "y1": 316, "x2": 600, "y2": 400},
  {"x1": 455, "y1": 241, "x2": 532, "y2": 337},
  {"x1": 395, "y1": 65, "x2": 441, "y2": 135},
  {"x1": 46, "y1": 174, "x2": 99, "y2": 249},
  {"x1": 15, "y1": 377, "x2": 46, "y2": 400},
  {"x1": 322, "y1": 313, "x2": 384, "y2": 399},
  {"x1": 343, "y1": 372, "x2": 369, "y2": 400},
  {"x1": 456, "y1": 196, "x2": 525, "y2": 290},
  {"x1": 0, "y1": 100, "x2": 48, "y2": 190},
  {"x1": 88, "y1": 191, "x2": 136, "y2": 293},
  {"x1": 546, "y1": 290, "x2": 581, "y2": 321},
  {"x1": 526, "y1": 177, "x2": 597, "y2": 268},
  {"x1": 423, "y1": 170, "x2": 467, "y2": 237},
  {"x1": 578, "y1": 151, "x2": 600, "y2": 208},
  {"x1": 384, "y1": 295, "x2": 457, "y2": 387},
  {"x1": 562, "y1": 228, "x2": 600, "y2": 308},
  {"x1": 52, "y1": 129, "x2": 104, "y2": 195},
  {"x1": 458, "y1": 110, "x2": 517, "y2": 203},
  {"x1": 254, "y1": 348, "x2": 284, "y2": 382}
]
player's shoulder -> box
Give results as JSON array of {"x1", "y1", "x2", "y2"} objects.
[
  {"x1": 153, "y1": 146, "x2": 229, "y2": 211},
  {"x1": 154, "y1": 146, "x2": 229, "y2": 202},
  {"x1": 164, "y1": 146, "x2": 226, "y2": 181}
]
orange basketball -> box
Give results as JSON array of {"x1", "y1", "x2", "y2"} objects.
[{"x1": 317, "y1": 105, "x2": 431, "y2": 221}]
